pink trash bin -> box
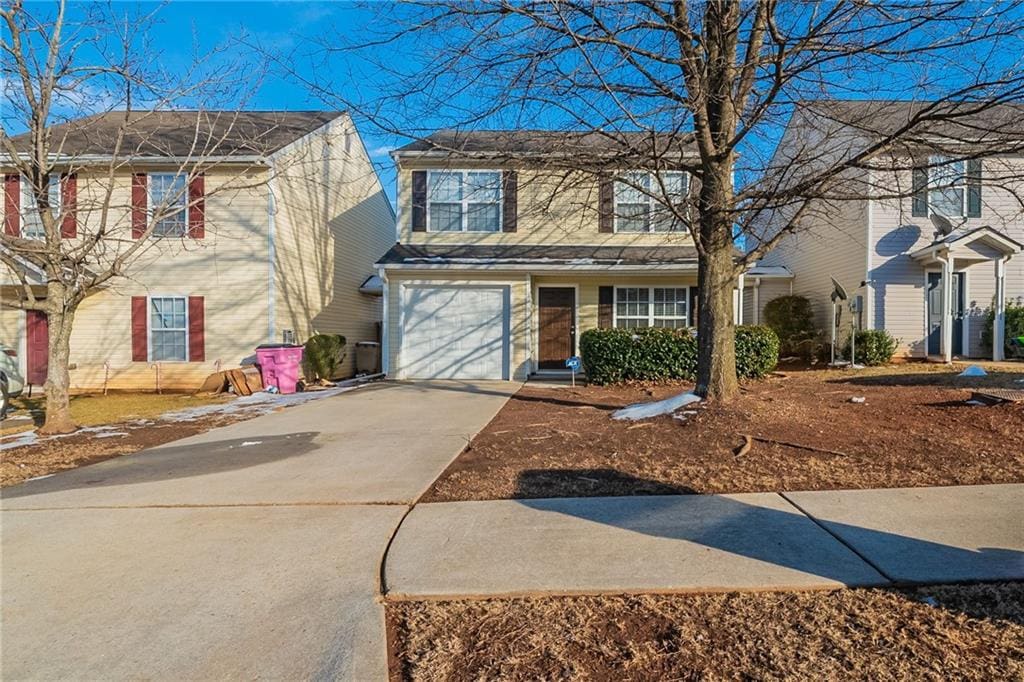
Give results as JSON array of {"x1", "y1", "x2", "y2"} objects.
[{"x1": 255, "y1": 344, "x2": 304, "y2": 394}]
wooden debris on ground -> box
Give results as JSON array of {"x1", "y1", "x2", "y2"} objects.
[
  {"x1": 970, "y1": 389, "x2": 1024, "y2": 405},
  {"x1": 733, "y1": 435, "x2": 753, "y2": 459},
  {"x1": 197, "y1": 367, "x2": 263, "y2": 396}
]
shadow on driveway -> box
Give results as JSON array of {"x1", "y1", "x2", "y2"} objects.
[{"x1": 2, "y1": 432, "x2": 320, "y2": 499}]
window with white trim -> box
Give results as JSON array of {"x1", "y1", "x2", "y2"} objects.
[
  {"x1": 427, "y1": 170, "x2": 502, "y2": 232},
  {"x1": 21, "y1": 174, "x2": 61, "y2": 238},
  {"x1": 928, "y1": 156, "x2": 966, "y2": 217},
  {"x1": 149, "y1": 173, "x2": 188, "y2": 237},
  {"x1": 614, "y1": 171, "x2": 688, "y2": 233},
  {"x1": 615, "y1": 287, "x2": 689, "y2": 329},
  {"x1": 150, "y1": 296, "x2": 188, "y2": 361}
]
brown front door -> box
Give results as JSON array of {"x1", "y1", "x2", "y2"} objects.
[
  {"x1": 538, "y1": 287, "x2": 575, "y2": 370},
  {"x1": 26, "y1": 310, "x2": 48, "y2": 385}
]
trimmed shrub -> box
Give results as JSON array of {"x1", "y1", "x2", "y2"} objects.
[
  {"x1": 579, "y1": 327, "x2": 696, "y2": 385},
  {"x1": 735, "y1": 325, "x2": 781, "y2": 379},
  {"x1": 579, "y1": 325, "x2": 779, "y2": 385},
  {"x1": 981, "y1": 300, "x2": 1024, "y2": 358},
  {"x1": 303, "y1": 333, "x2": 347, "y2": 382},
  {"x1": 842, "y1": 329, "x2": 898, "y2": 366},
  {"x1": 763, "y1": 295, "x2": 818, "y2": 358}
]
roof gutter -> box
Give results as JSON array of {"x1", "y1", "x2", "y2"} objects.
[
  {"x1": 376, "y1": 262, "x2": 700, "y2": 273},
  {"x1": 0, "y1": 154, "x2": 271, "y2": 166}
]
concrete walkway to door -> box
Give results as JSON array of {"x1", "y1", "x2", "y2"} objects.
[{"x1": 1, "y1": 380, "x2": 517, "y2": 681}]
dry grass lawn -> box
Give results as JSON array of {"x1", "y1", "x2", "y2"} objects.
[
  {"x1": 1, "y1": 392, "x2": 231, "y2": 435},
  {"x1": 387, "y1": 583, "x2": 1024, "y2": 681},
  {"x1": 424, "y1": 362, "x2": 1024, "y2": 501}
]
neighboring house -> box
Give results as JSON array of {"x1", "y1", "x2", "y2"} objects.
[
  {"x1": 754, "y1": 101, "x2": 1022, "y2": 361},
  {"x1": 1, "y1": 110, "x2": 394, "y2": 391},
  {"x1": 377, "y1": 130, "x2": 730, "y2": 381}
]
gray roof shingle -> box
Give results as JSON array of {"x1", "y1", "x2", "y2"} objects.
[
  {"x1": 799, "y1": 100, "x2": 1024, "y2": 140},
  {"x1": 9, "y1": 110, "x2": 345, "y2": 158},
  {"x1": 394, "y1": 129, "x2": 696, "y2": 157},
  {"x1": 376, "y1": 243, "x2": 700, "y2": 267}
]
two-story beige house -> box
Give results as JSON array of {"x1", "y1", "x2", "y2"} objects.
[
  {"x1": 755, "y1": 101, "x2": 1022, "y2": 362},
  {"x1": 1, "y1": 110, "x2": 394, "y2": 392},
  {"x1": 377, "y1": 131, "x2": 713, "y2": 381}
]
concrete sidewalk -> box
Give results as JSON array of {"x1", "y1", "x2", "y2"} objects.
[
  {"x1": 385, "y1": 484, "x2": 1024, "y2": 599},
  {"x1": 2, "y1": 380, "x2": 517, "y2": 681}
]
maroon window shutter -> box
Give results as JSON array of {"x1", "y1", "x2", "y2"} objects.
[
  {"x1": 188, "y1": 296, "x2": 205, "y2": 361},
  {"x1": 4, "y1": 174, "x2": 20, "y2": 236},
  {"x1": 502, "y1": 170, "x2": 517, "y2": 233},
  {"x1": 411, "y1": 170, "x2": 427, "y2": 232},
  {"x1": 131, "y1": 173, "x2": 147, "y2": 238},
  {"x1": 131, "y1": 296, "x2": 148, "y2": 361},
  {"x1": 188, "y1": 173, "x2": 205, "y2": 238},
  {"x1": 598, "y1": 174, "x2": 614, "y2": 233},
  {"x1": 61, "y1": 173, "x2": 77, "y2": 238},
  {"x1": 598, "y1": 286, "x2": 614, "y2": 328}
]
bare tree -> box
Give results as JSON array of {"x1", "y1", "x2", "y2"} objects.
[
  {"x1": 1, "y1": 0, "x2": 275, "y2": 433},
  {"x1": 294, "y1": 0, "x2": 1024, "y2": 400}
]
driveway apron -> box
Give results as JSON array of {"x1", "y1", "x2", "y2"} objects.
[{"x1": 1, "y1": 380, "x2": 517, "y2": 681}]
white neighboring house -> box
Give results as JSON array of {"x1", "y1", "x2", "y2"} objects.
[{"x1": 754, "y1": 101, "x2": 1022, "y2": 361}]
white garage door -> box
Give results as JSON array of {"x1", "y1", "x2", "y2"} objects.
[{"x1": 400, "y1": 285, "x2": 509, "y2": 380}]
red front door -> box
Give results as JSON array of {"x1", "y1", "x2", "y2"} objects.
[{"x1": 26, "y1": 311, "x2": 48, "y2": 385}]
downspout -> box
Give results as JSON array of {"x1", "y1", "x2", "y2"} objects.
[
  {"x1": 267, "y1": 174, "x2": 278, "y2": 343},
  {"x1": 379, "y1": 267, "x2": 390, "y2": 376},
  {"x1": 864, "y1": 170, "x2": 874, "y2": 330}
]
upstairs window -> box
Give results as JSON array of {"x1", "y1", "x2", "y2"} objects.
[
  {"x1": 929, "y1": 157, "x2": 966, "y2": 217},
  {"x1": 614, "y1": 287, "x2": 690, "y2": 328},
  {"x1": 427, "y1": 170, "x2": 502, "y2": 232},
  {"x1": 149, "y1": 173, "x2": 188, "y2": 237},
  {"x1": 913, "y1": 157, "x2": 981, "y2": 218},
  {"x1": 21, "y1": 174, "x2": 61, "y2": 238},
  {"x1": 614, "y1": 171, "x2": 688, "y2": 233}
]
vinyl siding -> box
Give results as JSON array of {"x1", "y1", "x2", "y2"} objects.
[
  {"x1": 743, "y1": 279, "x2": 792, "y2": 326},
  {"x1": 395, "y1": 161, "x2": 696, "y2": 249},
  {"x1": 759, "y1": 196, "x2": 868, "y2": 343},
  {"x1": 272, "y1": 115, "x2": 395, "y2": 377},
  {"x1": 868, "y1": 157, "x2": 1024, "y2": 358},
  {"x1": 60, "y1": 167, "x2": 272, "y2": 391}
]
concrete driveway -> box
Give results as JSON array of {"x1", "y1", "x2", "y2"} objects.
[{"x1": 1, "y1": 380, "x2": 517, "y2": 680}]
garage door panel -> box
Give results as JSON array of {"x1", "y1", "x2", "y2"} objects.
[{"x1": 400, "y1": 285, "x2": 509, "y2": 380}]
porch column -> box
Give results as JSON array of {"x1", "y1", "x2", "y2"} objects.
[
  {"x1": 941, "y1": 256, "x2": 954, "y2": 363},
  {"x1": 993, "y1": 257, "x2": 1007, "y2": 362},
  {"x1": 736, "y1": 273, "x2": 745, "y2": 325}
]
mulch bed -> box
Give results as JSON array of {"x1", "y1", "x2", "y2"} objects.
[
  {"x1": 386, "y1": 583, "x2": 1024, "y2": 681},
  {"x1": 423, "y1": 365, "x2": 1024, "y2": 501},
  {"x1": 0, "y1": 414, "x2": 244, "y2": 487}
]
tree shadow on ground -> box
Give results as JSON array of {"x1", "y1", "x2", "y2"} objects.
[
  {"x1": 827, "y1": 369, "x2": 1023, "y2": 389},
  {"x1": 514, "y1": 469, "x2": 1024, "y2": 597},
  {"x1": 2, "y1": 431, "x2": 320, "y2": 498}
]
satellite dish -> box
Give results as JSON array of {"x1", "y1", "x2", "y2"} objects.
[
  {"x1": 830, "y1": 277, "x2": 848, "y2": 303},
  {"x1": 930, "y1": 213, "x2": 955, "y2": 237}
]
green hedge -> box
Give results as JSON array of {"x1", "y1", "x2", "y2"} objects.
[
  {"x1": 841, "y1": 329, "x2": 898, "y2": 366},
  {"x1": 763, "y1": 295, "x2": 818, "y2": 357},
  {"x1": 981, "y1": 300, "x2": 1024, "y2": 358},
  {"x1": 580, "y1": 325, "x2": 779, "y2": 385},
  {"x1": 303, "y1": 333, "x2": 347, "y2": 381}
]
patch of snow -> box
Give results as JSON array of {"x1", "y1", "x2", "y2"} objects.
[
  {"x1": 612, "y1": 391, "x2": 702, "y2": 421},
  {"x1": 160, "y1": 379, "x2": 368, "y2": 423},
  {"x1": 1, "y1": 430, "x2": 39, "y2": 451},
  {"x1": 239, "y1": 440, "x2": 263, "y2": 447},
  {"x1": 93, "y1": 431, "x2": 129, "y2": 439},
  {"x1": 959, "y1": 365, "x2": 988, "y2": 377},
  {"x1": 848, "y1": 396, "x2": 866, "y2": 404},
  {"x1": 964, "y1": 399, "x2": 986, "y2": 406}
]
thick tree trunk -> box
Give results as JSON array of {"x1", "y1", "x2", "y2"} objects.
[
  {"x1": 694, "y1": 161, "x2": 740, "y2": 402},
  {"x1": 39, "y1": 303, "x2": 77, "y2": 435}
]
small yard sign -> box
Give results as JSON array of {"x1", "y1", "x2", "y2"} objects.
[{"x1": 565, "y1": 356, "x2": 581, "y2": 386}]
